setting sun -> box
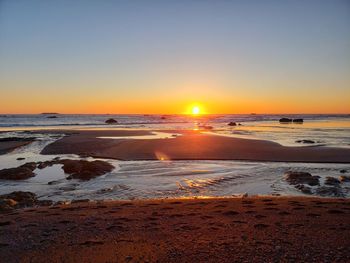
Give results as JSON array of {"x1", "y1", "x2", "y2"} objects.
[{"x1": 192, "y1": 106, "x2": 200, "y2": 115}]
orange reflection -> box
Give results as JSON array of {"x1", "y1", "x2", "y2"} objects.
[{"x1": 155, "y1": 151, "x2": 170, "y2": 161}]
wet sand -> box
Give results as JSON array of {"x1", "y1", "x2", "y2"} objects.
[
  {"x1": 41, "y1": 129, "x2": 350, "y2": 163},
  {"x1": 0, "y1": 140, "x2": 34, "y2": 155},
  {"x1": 0, "y1": 196, "x2": 349, "y2": 262}
]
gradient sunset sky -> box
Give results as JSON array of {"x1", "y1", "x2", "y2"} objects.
[{"x1": 0, "y1": 0, "x2": 349, "y2": 114}]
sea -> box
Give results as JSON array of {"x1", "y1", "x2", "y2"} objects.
[{"x1": 0, "y1": 114, "x2": 349, "y2": 201}]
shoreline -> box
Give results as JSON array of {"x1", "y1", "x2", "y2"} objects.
[{"x1": 1, "y1": 196, "x2": 349, "y2": 262}]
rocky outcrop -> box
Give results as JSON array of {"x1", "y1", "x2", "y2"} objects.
[
  {"x1": 0, "y1": 191, "x2": 53, "y2": 212},
  {"x1": 0, "y1": 191, "x2": 37, "y2": 211},
  {"x1": 295, "y1": 184, "x2": 312, "y2": 194},
  {"x1": 279, "y1": 118, "x2": 293, "y2": 123},
  {"x1": 316, "y1": 186, "x2": 343, "y2": 197},
  {"x1": 105, "y1": 118, "x2": 118, "y2": 124},
  {"x1": 293, "y1": 119, "x2": 304, "y2": 123},
  {"x1": 339, "y1": 175, "x2": 350, "y2": 182},
  {"x1": 0, "y1": 162, "x2": 37, "y2": 180},
  {"x1": 279, "y1": 118, "x2": 304, "y2": 123},
  {"x1": 324, "y1": 177, "x2": 340, "y2": 186},
  {"x1": 62, "y1": 160, "x2": 114, "y2": 180},
  {"x1": 228, "y1": 122, "x2": 236, "y2": 126},
  {"x1": 38, "y1": 159, "x2": 114, "y2": 180},
  {"x1": 285, "y1": 171, "x2": 320, "y2": 186},
  {"x1": 295, "y1": 140, "x2": 315, "y2": 144}
]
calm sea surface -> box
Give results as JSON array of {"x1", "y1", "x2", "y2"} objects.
[{"x1": 0, "y1": 114, "x2": 349, "y2": 200}]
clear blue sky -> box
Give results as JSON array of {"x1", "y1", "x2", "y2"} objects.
[{"x1": 0, "y1": 0, "x2": 349, "y2": 113}]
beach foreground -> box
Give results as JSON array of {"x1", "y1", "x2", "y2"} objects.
[{"x1": 1, "y1": 196, "x2": 349, "y2": 262}]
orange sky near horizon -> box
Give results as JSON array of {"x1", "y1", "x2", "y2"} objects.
[{"x1": 1, "y1": 90, "x2": 349, "y2": 114}]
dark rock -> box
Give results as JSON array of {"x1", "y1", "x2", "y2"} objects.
[
  {"x1": 295, "y1": 140, "x2": 315, "y2": 144},
  {"x1": 279, "y1": 118, "x2": 292, "y2": 123},
  {"x1": 316, "y1": 186, "x2": 343, "y2": 197},
  {"x1": 47, "y1": 180, "x2": 61, "y2": 185},
  {"x1": 339, "y1": 175, "x2": 350, "y2": 182},
  {"x1": 324, "y1": 177, "x2": 340, "y2": 186},
  {"x1": 293, "y1": 119, "x2": 304, "y2": 123},
  {"x1": 105, "y1": 118, "x2": 118, "y2": 124},
  {"x1": 0, "y1": 198, "x2": 18, "y2": 212},
  {"x1": 340, "y1": 169, "x2": 348, "y2": 174},
  {"x1": 16, "y1": 157, "x2": 25, "y2": 160},
  {"x1": 21, "y1": 162, "x2": 37, "y2": 170},
  {"x1": 198, "y1": 125, "x2": 213, "y2": 130},
  {"x1": 285, "y1": 171, "x2": 320, "y2": 186},
  {"x1": 228, "y1": 122, "x2": 236, "y2": 126},
  {"x1": 47, "y1": 116, "x2": 58, "y2": 119},
  {"x1": 61, "y1": 160, "x2": 114, "y2": 180},
  {"x1": 0, "y1": 166, "x2": 36, "y2": 180},
  {"x1": 0, "y1": 191, "x2": 37, "y2": 209},
  {"x1": 295, "y1": 184, "x2": 312, "y2": 194}
]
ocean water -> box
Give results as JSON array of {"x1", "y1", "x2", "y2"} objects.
[
  {"x1": 1, "y1": 114, "x2": 350, "y2": 148},
  {"x1": 0, "y1": 114, "x2": 349, "y2": 201}
]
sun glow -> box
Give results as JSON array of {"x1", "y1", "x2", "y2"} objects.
[{"x1": 192, "y1": 106, "x2": 200, "y2": 115}]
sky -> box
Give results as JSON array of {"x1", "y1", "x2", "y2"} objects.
[{"x1": 0, "y1": 0, "x2": 349, "y2": 114}]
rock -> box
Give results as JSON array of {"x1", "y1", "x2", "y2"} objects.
[
  {"x1": 228, "y1": 122, "x2": 236, "y2": 126},
  {"x1": 16, "y1": 157, "x2": 25, "y2": 161},
  {"x1": 4, "y1": 199, "x2": 18, "y2": 207},
  {"x1": 285, "y1": 171, "x2": 320, "y2": 186},
  {"x1": 295, "y1": 140, "x2": 315, "y2": 144},
  {"x1": 295, "y1": 184, "x2": 312, "y2": 194},
  {"x1": 340, "y1": 169, "x2": 348, "y2": 174},
  {"x1": 105, "y1": 118, "x2": 118, "y2": 124},
  {"x1": 324, "y1": 177, "x2": 340, "y2": 186},
  {"x1": 279, "y1": 118, "x2": 292, "y2": 123},
  {"x1": 0, "y1": 191, "x2": 37, "y2": 209},
  {"x1": 0, "y1": 200, "x2": 13, "y2": 212},
  {"x1": 0, "y1": 198, "x2": 18, "y2": 211},
  {"x1": 61, "y1": 160, "x2": 114, "y2": 180},
  {"x1": 293, "y1": 119, "x2": 304, "y2": 123},
  {"x1": 21, "y1": 162, "x2": 37, "y2": 170},
  {"x1": 0, "y1": 162, "x2": 37, "y2": 180},
  {"x1": 47, "y1": 180, "x2": 61, "y2": 185},
  {"x1": 46, "y1": 116, "x2": 57, "y2": 119},
  {"x1": 316, "y1": 186, "x2": 343, "y2": 197},
  {"x1": 198, "y1": 125, "x2": 213, "y2": 130},
  {"x1": 339, "y1": 175, "x2": 350, "y2": 182}
]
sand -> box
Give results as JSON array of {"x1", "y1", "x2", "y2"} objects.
[
  {"x1": 0, "y1": 141, "x2": 34, "y2": 155},
  {"x1": 41, "y1": 129, "x2": 350, "y2": 163},
  {"x1": 0, "y1": 196, "x2": 349, "y2": 262}
]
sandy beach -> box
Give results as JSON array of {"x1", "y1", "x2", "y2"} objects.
[
  {"x1": 1, "y1": 196, "x2": 349, "y2": 262},
  {"x1": 0, "y1": 139, "x2": 35, "y2": 155},
  {"x1": 41, "y1": 129, "x2": 350, "y2": 163}
]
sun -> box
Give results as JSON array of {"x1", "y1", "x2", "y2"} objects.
[{"x1": 192, "y1": 106, "x2": 200, "y2": 115}]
